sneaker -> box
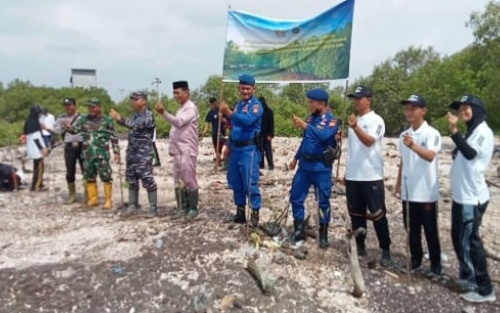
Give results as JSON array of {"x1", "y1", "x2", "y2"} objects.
[
  {"x1": 461, "y1": 291, "x2": 496, "y2": 303},
  {"x1": 380, "y1": 250, "x2": 392, "y2": 267},
  {"x1": 453, "y1": 279, "x2": 473, "y2": 293}
]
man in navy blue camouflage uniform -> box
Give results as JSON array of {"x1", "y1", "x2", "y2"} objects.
[
  {"x1": 289, "y1": 89, "x2": 339, "y2": 249},
  {"x1": 110, "y1": 91, "x2": 158, "y2": 217},
  {"x1": 219, "y1": 74, "x2": 263, "y2": 229}
]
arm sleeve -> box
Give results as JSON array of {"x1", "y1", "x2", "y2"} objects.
[
  {"x1": 365, "y1": 118, "x2": 385, "y2": 140},
  {"x1": 230, "y1": 103, "x2": 263, "y2": 127},
  {"x1": 163, "y1": 107, "x2": 197, "y2": 128},
  {"x1": 305, "y1": 117, "x2": 339, "y2": 142},
  {"x1": 53, "y1": 116, "x2": 64, "y2": 135},
  {"x1": 270, "y1": 110, "x2": 275, "y2": 137},
  {"x1": 108, "y1": 120, "x2": 120, "y2": 155},
  {"x1": 205, "y1": 111, "x2": 211, "y2": 123},
  {"x1": 427, "y1": 131, "x2": 441, "y2": 153},
  {"x1": 451, "y1": 133, "x2": 477, "y2": 160},
  {"x1": 119, "y1": 114, "x2": 155, "y2": 131},
  {"x1": 34, "y1": 132, "x2": 46, "y2": 150}
]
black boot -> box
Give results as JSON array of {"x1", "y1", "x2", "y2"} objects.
[
  {"x1": 250, "y1": 209, "x2": 259, "y2": 229},
  {"x1": 233, "y1": 206, "x2": 246, "y2": 224},
  {"x1": 319, "y1": 223, "x2": 330, "y2": 249},
  {"x1": 293, "y1": 219, "x2": 306, "y2": 242},
  {"x1": 147, "y1": 190, "x2": 158, "y2": 217}
]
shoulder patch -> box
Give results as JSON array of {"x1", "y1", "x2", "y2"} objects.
[
  {"x1": 329, "y1": 119, "x2": 337, "y2": 127},
  {"x1": 253, "y1": 104, "x2": 259, "y2": 114}
]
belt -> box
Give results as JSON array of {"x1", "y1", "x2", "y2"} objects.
[
  {"x1": 232, "y1": 138, "x2": 255, "y2": 148},
  {"x1": 303, "y1": 154, "x2": 324, "y2": 162},
  {"x1": 65, "y1": 142, "x2": 82, "y2": 148}
]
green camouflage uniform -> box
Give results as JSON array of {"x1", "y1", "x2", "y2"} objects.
[{"x1": 71, "y1": 113, "x2": 120, "y2": 183}]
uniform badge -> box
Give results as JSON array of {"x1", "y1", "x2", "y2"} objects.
[
  {"x1": 329, "y1": 120, "x2": 337, "y2": 127},
  {"x1": 252, "y1": 105, "x2": 259, "y2": 114},
  {"x1": 242, "y1": 105, "x2": 249, "y2": 113},
  {"x1": 306, "y1": 117, "x2": 312, "y2": 123}
]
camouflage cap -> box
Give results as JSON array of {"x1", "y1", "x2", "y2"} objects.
[{"x1": 86, "y1": 98, "x2": 102, "y2": 107}]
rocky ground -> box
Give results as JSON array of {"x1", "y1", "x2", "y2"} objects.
[{"x1": 0, "y1": 137, "x2": 499, "y2": 313}]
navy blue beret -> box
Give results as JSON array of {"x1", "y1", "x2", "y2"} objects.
[
  {"x1": 306, "y1": 88, "x2": 329, "y2": 102},
  {"x1": 130, "y1": 91, "x2": 148, "y2": 100},
  {"x1": 239, "y1": 74, "x2": 255, "y2": 86}
]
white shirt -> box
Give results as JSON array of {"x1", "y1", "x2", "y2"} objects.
[
  {"x1": 450, "y1": 122, "x2": 494, "y2": 205},
  {"x1": 40, "y1": 114, "x2": 55, "y2": 136},
  {"x1": 399, "y1": 121, "x2": 441, "y2": 202},
  {"x1": 346, "y1": 111, "x2": 385, "y2": 181},
  {"x1": 26, "y1": 131, "x2": 46, "y2": 160}
]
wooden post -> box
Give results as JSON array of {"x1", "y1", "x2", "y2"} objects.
[{"x1": 335, "y1": 79, "x2": 350, "y2": 183}]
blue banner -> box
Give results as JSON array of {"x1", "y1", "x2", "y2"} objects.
[{"x1": 222, "y1": 0, "x2": 354, "y2": 82}]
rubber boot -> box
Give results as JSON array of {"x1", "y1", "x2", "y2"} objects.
[
  {"x1": 103, "y1": 182, "x2": 113, "y2": 210},
  {"x1": 233, "y1": 206, "x2": 246, "y2": 224},
  {"x1": 174, "y1": 188, "x2": 188, "y2": 217},
  {"x1": 250, "y1": 209, "x2": 259, "y2": 229},
  {"x1": 86, "y1": 182, "x2": 99, "y2": 207},
  {"x1": 66, "y1": 182, "x2": 76, "y2": 205},
  {"x1": 293, "y1": 219, "x2": 306, "y2": 242},
  {"x1": 122, "y1": 189, "x2": 139, "y2": 217},
  {"x1": 83, "y1": 182, "x2": 88, "y2": 203},
  {"x1": 147, "y1": 190, "x2": 158, "y2": 218},
  {"x1": 186, "y1": 189, "x2": 199, "y2": 219},
  {"x1": 319, "y1": 223, "x2": 330, "y2": 249}
]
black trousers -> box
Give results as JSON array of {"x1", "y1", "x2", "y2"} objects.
[
  {"x1": 64, "y1": 142, "x2": 84, "y2": 183},
  {"x1": 451, "y1": 201, "x2": 492, "y2": 295},
  {"x1": 259, "y1": 137, "x2": 274, "y2": 169},
  {"x1": 346, "y1": 180, "x2": 391, "y2": 250},
  {"x1": 402, "y1": 201, "x2": 441, "y2": 267},
  {"x1": 31, "y1": 158, "x2": 44, "y2": 191}
]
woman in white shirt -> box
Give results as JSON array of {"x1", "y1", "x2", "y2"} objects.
[
  {"x1": 23, "y1": 105, "x2": 48, "y2": 191},
  {"x1": 446, "y1": 95, "x2": 495, "y2": 303}
]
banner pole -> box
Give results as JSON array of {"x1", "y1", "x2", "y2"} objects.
[
  {"x1": 335, "y1": 79, "x2": 349, "y2": 183},
  {"x1": 215, "y1": 3, "x2": 231, "y2": 171}
]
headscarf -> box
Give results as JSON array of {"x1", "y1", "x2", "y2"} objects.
[
  {"x1": 23, "y1": 105, "x2": 43, "y2": 135},
  {"x1": 452, "y1": 104, "x2": 487, "y2": 158}
]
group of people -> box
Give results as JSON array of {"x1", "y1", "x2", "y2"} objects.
[{"x1": 14, "y1": 74, "x2": 495, "y2": 304}]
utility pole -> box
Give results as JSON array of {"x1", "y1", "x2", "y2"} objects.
[
  {"x1": 152, "y1": 77, "x2": 162, "y2": 101},
  {"x1": 118, "y1": 89, "x2": 126, "y2": 104}
]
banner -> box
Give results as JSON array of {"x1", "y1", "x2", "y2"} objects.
[{"x1": 222, "y1": 0, "x2": 354, "y2": 82}]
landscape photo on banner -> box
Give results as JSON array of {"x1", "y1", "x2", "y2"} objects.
[{"x1": 222, "y1": 0, "x2": 355, "y2": 82}]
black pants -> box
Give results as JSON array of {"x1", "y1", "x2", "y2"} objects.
[
  {"x1": 211, "y1": 135, "x2": 225, "y2": 154},
  {"x1": 346, "y1": 180, "x2": 391, "y2": 250},
  {"x1": 64, "y1": 142, "x2": 84, "y2": 183},
  {"x1": 259, "y1": 137, "x2": 274, "y2": 169},
  {"x1": 31, "y1": 158, "x2": 44, "y2": 191},
  {"x1": 451, "y1": 201, "x2": 492, "y2": 295},
  {"x1": 402, "y1": 201, "x2": 441, "y2": 267}
]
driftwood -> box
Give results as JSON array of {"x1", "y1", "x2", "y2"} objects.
[
  {"x1": 347, "y1": 227, "x2": 366, "y2": 298},
  {"x1": 246, "y1": 258, "x2": 276, "y2": 295}
]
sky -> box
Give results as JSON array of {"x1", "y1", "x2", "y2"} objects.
[{"x1": 0, "y1": 0, "x2": 490, "y2": 101}]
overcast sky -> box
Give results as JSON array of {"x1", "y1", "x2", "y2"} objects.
[{"x1": 0, "y1": 0, "x2": 490, "y2": 101}]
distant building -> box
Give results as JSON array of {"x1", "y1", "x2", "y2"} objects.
[{"x1": 70, "y1": 69, "x2": 97, "y2": 88}]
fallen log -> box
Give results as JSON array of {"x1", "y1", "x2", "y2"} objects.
[
  {"x1": 348, "y1": 227, "x2": 366, "y2": 298},
  {"x1": 246, "y1": 258, "x2": 276, "y2": 295}
]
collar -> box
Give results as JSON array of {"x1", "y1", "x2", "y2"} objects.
[{"x1": 410, "y1": 121, "x2": 428, "y2": 134}]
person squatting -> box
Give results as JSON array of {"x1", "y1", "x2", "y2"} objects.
[{"x1": 21, "y1": 76, "x2": 497, "y2": 304}]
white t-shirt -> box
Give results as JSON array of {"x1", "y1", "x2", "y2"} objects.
[
  {"x1": 26, "y1": 131, "x2": 46, "y2": 160},
  {"x1": 399, "y1": 121, "x2": 441, "y2": 202},
  {"x1": 450, "y1": 122, "x2": 494, "y2": 205},
  {"x1": 40, "y1": 114, "x2": 55, "y2": 136},
  {"x1": 345, "y1": 111, "x2": 385, "y2": 181}
]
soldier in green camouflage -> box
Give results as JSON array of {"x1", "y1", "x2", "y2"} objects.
[{"x1": 64, "y1": 98, "x2": 120, "y2": 209}]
